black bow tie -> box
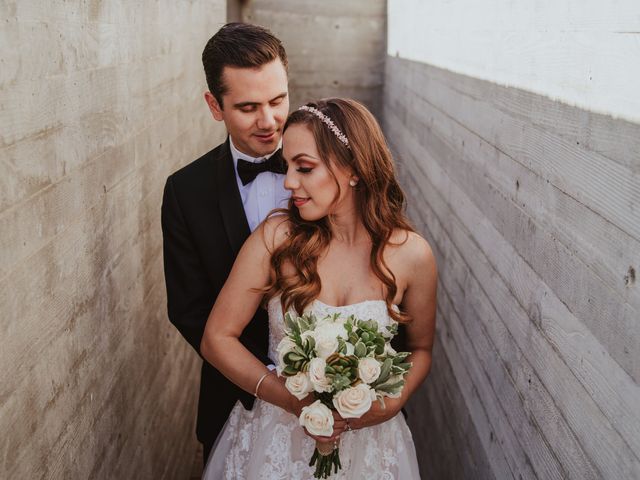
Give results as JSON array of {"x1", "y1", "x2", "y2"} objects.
[{"x1": 236, "y1": 149, "x2": 286, "y2": 186}]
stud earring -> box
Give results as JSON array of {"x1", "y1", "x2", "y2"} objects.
[{"x1": 349, "y1": 179, "x2": 358, "y2": 187}]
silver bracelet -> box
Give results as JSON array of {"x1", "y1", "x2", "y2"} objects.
[{"x1": 254, "y1": 371, "x2": 272, "y2": 399}]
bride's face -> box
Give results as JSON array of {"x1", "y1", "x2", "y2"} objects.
[{"x1": 282, "y1": 124, "x2": 354, "y2": 221}]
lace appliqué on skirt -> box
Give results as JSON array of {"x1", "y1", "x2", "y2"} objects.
[{"x1": 203, "y1": 299, "x2": 421, "y2": 479}]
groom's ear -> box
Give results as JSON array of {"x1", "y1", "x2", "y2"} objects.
[{"x1": 204, "y1": 91, "x2": 224, "y2": 122}]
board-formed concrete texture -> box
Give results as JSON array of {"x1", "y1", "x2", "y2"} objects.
[
  {"x1": 0, "y1": 1, "x2": 227, "y2": 478},
  {"x1": 386, "y1": 2, "x2": 640, "y2": 477},
  {"x1": 385, "y1": 53, "x2": 640, "y2": 480},
  {"x1": 388, "y1": 0, "x2": 640, "y2": 124},
  {"x1": 243, "y1": 0, "x2": 387, "y2": 118}
]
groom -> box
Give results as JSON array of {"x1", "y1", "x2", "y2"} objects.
[{"x1": 161, "y1": 23, "x2": 290, "y2": 463}]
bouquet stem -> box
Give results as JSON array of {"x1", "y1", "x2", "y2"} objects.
[{"x1": 310, "y1": 439, "x2": 342, "y2": 478}]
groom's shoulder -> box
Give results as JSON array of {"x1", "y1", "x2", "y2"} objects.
[{"x1": 167, "y1": 141, "x2": 229, "y2": 187}]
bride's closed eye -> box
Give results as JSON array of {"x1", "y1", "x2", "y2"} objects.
[{"x1": 297, "y1": 167, "x2": 313, "y2": 173}]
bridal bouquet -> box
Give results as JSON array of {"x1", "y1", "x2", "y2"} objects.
[{"x1": 277, "y1": 310, "x2": 412, "y2": 478}]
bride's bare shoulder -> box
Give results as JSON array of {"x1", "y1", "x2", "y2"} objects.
[
  {"x1": 258, "y1": 213, "x2": 292, "y2": 252},
  {"x1": 389, "y1": 229, "x2": 437, "y2": 276}
]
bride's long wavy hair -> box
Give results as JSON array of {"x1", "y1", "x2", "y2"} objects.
[{"x1": 264, "y1": 98, "x2": 414, "y2": 322}]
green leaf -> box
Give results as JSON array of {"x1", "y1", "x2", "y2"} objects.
[
  {"x1": 377, "y1": 358, "x2": 393, "y2": 384},
  {"x1": 284, "y1": 312, "x2": 296, "y2": 331},
  {"x1": 282, "y1": 365, "x2": 298, "y2": 376},
  {"x1": 285, "y1": 352, "x2": 304, "y2": 363},
  {"x1": 332, "y1": 374, "x2": 351, "y2": 391},
  {"x1": 305, "y1": 336, "x2": 315, "y2": 351},
  {"x1": 393, "y1": 352, "x2": 411, "y2": 362},
  {"x1": 299, "y1": 317, "x2": 310, "y2": 331},
  {"x1": 377, "y1": 379, "x2": 405, "y2": 392},
  {"x1": 354, "y1": 341, "x2": 367, "y2": 358},
  {"x1": 345, "y1": 320, "x2": 353, "y2": 334}
]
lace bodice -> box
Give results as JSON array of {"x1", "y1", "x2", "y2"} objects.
[{"x1": 267, "y1": 297, "x2": 398, "y2": 366}]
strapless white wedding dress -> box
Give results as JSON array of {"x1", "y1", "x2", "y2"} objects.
[{"x1": 202, "y1": 298, "x2": 421, "y2": 479}]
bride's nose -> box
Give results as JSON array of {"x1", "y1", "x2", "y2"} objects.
[{"x1": 284, "y1": 169, "x2": 299, "y2": 191}]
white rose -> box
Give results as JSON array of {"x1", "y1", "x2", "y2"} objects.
[
  {"x1": 332, "y1": 384, "x2": 376, "y2": 418},
  {"x1": 308, "y1": 357, "x2": 332, "y2": 393},
  {"x1": 276, "y1": 337, "x2": 297, "y2": 371},
  {"x1": 285, "y1": 372, "x2": 313, "y2": 400},
  {"x1": 299, "y1": 400, "x2": 334, "y2": 437},
  {"x1": 314, "y1": 323, "x2": 348, "y2": 359},
  {"x1": 358, "y1": 357, "x2": 382, "y2": 384}
]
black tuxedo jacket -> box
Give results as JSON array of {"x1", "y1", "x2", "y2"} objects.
[{"x1": 161, "y1": 139, "x2": 270, "y2": 446}]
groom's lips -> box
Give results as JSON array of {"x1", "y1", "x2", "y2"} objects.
[{"x1": 254, "y1": 131, "x2": 277, "y2": 143}]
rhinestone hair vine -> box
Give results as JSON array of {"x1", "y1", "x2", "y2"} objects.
[{"x1": 298, "y1": 105, "x2": 350, "y2": 148}]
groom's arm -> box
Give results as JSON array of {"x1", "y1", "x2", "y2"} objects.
[
  {"x1": 161, "y1": 175, "x2": 272, "y2": 366},
  {"x1": 161, "y1": 175, "x2": 213, "y2": 356}
]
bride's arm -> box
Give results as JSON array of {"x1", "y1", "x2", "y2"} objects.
[
  {"x1": 200, "y1": 218, "x2": 307, "y2": 416},
  {"x1": 349, "y1": 233, "x2": 438, "y2": 429}
]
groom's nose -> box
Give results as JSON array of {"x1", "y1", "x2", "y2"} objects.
[{"x1": 256, "y1": 106, "x2": 277, "y2": 131}]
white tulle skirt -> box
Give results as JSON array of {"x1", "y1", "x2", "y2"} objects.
[{"x1": 202, "y1": 399, "x2": 421, "y2": 479}]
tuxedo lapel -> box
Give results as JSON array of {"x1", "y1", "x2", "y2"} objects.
[{"x1": 215, "y1": 139, "x2": 251, "y2": 256}]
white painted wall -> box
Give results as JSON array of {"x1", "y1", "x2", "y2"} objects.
[{"x1": 388, "y1": 0, "x2": 640, "y2": 123}]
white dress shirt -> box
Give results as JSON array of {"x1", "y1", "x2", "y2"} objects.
[{"x1": 229, "y1": 137, "x2": 290, "y2": 232}]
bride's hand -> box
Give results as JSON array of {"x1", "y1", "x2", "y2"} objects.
[
  {"x1": 343, "y1": 396, "x2": 403, "y2": 430},
  {"x1": 288, "y1": 395, "x2": 348, "y2": 442},
  {"x1": 274, "y1": 375, "x2": 315, "y2": 417},
  {"x1": 303, "y1": 410, "x2": 348, "y2": 444}
]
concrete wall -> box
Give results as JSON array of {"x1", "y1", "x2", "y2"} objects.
[
  {"x1": 242, "y1": 0, "x2": 387, "y2": 117},
  {"x1": 388, "y1": 0, "x2": 640, "y2": 123},
  {"x1": 386, "y1": 2, "x2": 640, "y2": 478},
  {"x1": 0, "y1": 1, "x2": 227, "y2": 478}
]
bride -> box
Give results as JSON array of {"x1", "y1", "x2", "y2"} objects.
[{"x1": 200, "y1": 98, "x2": 437, "y2": 479}]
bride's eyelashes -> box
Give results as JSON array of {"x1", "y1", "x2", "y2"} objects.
[{"x1": 283, "y1": 161, "x2": 313, "y2": 174}]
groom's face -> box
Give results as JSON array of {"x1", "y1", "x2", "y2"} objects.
[{"x1": 205, "y1": 58, "x2": 289, "y2": 158}]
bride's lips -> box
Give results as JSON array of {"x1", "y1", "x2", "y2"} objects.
[
  {"x1": 254, "y1": 131, "x2": 277, "y2": 143},
  {"x1": 292, "y1": 196, "x2": 309, "y2": 207}
]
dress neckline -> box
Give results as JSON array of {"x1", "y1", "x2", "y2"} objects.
[{"x1": 313, "y1": 298, "x2": 397, "y2": 309}]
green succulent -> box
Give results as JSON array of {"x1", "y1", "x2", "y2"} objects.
[{"x1": 324, "y1": 353, "x2": 360, "y2": 390}]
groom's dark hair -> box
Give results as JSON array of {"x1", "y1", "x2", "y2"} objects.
[{"x1": 202, "y1": 22, "x2": 288, "y2": 108}]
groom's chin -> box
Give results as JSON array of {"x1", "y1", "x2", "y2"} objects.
[{"x1": 251, "y1": 136, "x2": 280, "y2": 155}]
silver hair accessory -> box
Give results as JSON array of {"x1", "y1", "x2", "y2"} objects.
[{"x1": 298, "y1": 105, "x2": 350, "y2": 148}]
